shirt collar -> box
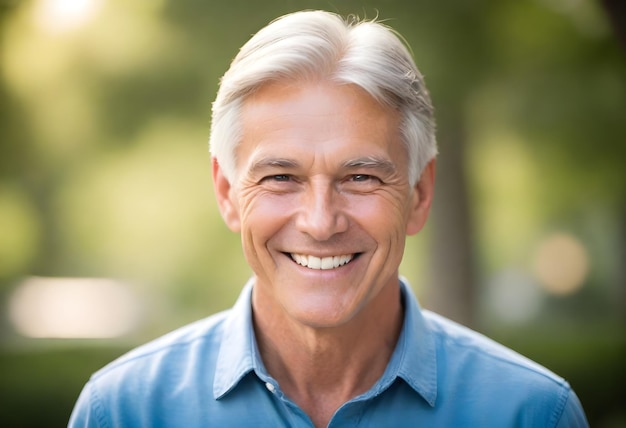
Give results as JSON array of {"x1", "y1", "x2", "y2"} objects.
[
  {"x1": 213, "y1": 278, "x2": 260, "y2": 399},
  {"x1": 213, "y1": 277, "x2": 438, "y2": 407},
  {"x1": 393, "y1": 277, "x2": 438, "y2": 406}
]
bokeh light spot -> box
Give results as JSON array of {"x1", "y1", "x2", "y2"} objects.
[
  {"x1": 531, "y1": 232, "x2": 589, "y2": 295},
  {"x1": 34, "y1": 0, "x2": 103, "y2": 34}
]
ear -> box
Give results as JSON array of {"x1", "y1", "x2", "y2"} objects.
[
  {"x1": 406, "y1": 159, "x2": 436, "y2": 236},
  {"x1": 212, "y1": 157, "x2": 241, "y2": 232}
]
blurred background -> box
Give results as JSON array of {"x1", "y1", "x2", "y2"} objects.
[{"x1": 1, "y1": 0, "x2": 624, "y2": 426}]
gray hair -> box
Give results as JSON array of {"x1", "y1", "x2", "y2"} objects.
[{"x1": 209, "y1": 10, "x2": 437, "y2": 185}]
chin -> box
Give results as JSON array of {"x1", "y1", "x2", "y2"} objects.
[{"x1": 286, "y1": 301, "x2": 358, "y2": 330}]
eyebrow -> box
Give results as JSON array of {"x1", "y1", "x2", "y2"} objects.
[
  {"x1": 247, "y1": 156, "x2": 397, "y2": 176},
  {"x1": 249, "y1": 157, "x2": 300, "y2": 174},
  {"x1": 342, "y1": 156, "x2": 397, "y2": 175}
]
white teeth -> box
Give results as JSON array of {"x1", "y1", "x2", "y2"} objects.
[
  {"x1": 309, "y1": 256, "x2": 321, "y2": 269},
  {"x1": 291, "y1": 253, "x2": 353, "y2": 270},
  {"x1": 321, "y1": 257, "x2": 333, "y2": 270}
]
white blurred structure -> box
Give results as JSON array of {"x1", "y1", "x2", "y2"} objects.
[{"x1": 9, "y1": 276, "x2": 141, "y2": 339}]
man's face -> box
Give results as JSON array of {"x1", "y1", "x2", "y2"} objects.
[{"x1": 213, "y1": 81, "x2": 434, "y2": 329}]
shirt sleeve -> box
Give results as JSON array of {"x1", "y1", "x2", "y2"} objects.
[
  {"x1": 554, "y1": 388, "x2": 589, "y2": 428},
  {"x1": 68, "y1": 382, "x2": 104, "y2": 428}
]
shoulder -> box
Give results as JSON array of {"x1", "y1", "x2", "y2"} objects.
[
  {"x1": 69, "y1": 310, "x2": 233, "y2": 427},
  {"x1": 421, "y1": 310, "x2": 588, "y2": 427},
  {"x1": 424, "y1": 310, "x2": 564, "y2": 384},
  {"x1": 92, "y1": 309, "x2": 230, "y2": 383}
]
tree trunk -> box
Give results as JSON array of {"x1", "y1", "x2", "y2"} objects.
[
  {"x1": 600, "y1": 0, "x2": 626, "y2": 324},
  {"x1": 427, "y1": 119, "x2": 477, "y2": 328}
]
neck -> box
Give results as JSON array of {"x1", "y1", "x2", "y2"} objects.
[{"x1": 252, "y1": 282, "x2": 404, "y2": 427}]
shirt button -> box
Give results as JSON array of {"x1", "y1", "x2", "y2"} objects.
[{"x1": 265, "y1": 382, "x2": 276, "y2": 393}]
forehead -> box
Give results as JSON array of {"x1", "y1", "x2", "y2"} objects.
[
  {"x1": 237, "y1": 81, "x2": 405, "y2": 170},
  {"x1": 242, "y1": 81, "x2": 396, "y2": 128}
]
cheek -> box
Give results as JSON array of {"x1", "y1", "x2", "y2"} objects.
[
  {"x1": 346, "y1": 193, "x2": 411, "y2": 233},
  {"x1": 239, "y1": 194, "x2": 295, "y2": 240}
]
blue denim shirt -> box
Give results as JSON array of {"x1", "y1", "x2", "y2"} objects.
[{"x1": 69, "y1": 278, "x2": 588, "y2": 427}]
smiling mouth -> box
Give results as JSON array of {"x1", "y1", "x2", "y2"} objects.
[{"x1": 289, "y1": 253, "x2": 356, "y2": 270}]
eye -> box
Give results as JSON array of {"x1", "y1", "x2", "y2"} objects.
[
  {"x1": 262, "y1": 174, "x2": 292, "y2": 182},
  {"x1": 341, "y1": 174, "x2": 383, "y2": 193},
  {"x1": 351, "y1": 174, "x2": 378, "y2": 182},
  {"x1": 258, "y1": 174, "x2": 299, "y2": 192}
]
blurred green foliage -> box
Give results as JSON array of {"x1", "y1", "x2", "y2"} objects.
[{"x1": 1, "y1": 0, "x2": 625, "y2": 426}]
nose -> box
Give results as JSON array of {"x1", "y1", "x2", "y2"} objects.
[{"x1": 295, "y1": 180, "x2": 348, "y2": 241}]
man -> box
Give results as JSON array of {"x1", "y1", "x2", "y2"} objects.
[{"x1": 69, "y1": 10, "x2": 589, "y2": 427}]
